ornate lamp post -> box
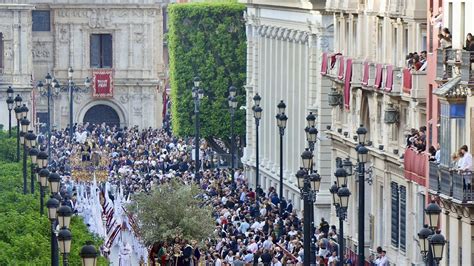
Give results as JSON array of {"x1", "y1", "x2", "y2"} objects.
[
  {"x1": 418, "y1": 201, "x2": 446, "y2": 266},
  {"x1": 57, "y1": 201, "x2": 73, "y2": 266},
  {"x1": 14, "y1": 94, "x2": 22, "y2": 161},
  {"x1": 356, "y1": 125, "x2": 368, "y2": 266},
  {"x1": 37, "y1": 73, "x2": 59, "y2": 164},
  {"x1": 276, "y1": 100, "x2": 287, "y2": 215},
  {"x1": 296, "y1": 149, "x2": 320, "y2": 266},
  {"x1": 6, "y1": 86, "x2": 14, "y2": 137},
  {"x1": 252, "y1": 93, "x2": 262, "y2": 204},
  {"x1": 65, "y1": 67, "x2": 91, "y2": 139},
  {"x1": 228, "y1": 86, "x2": 238, "y2": 181},
  {"x1": 46, "y1": 195, "x2": 60, "y2": 266},
  {"x1": 80, "y1": 243, "x2": 98, "y2": 266},
  {"x1": 26, "y1": 130, "x2": 38, "y2": 194},
  {"x1": 20, "y1": 114, "x2": 30, "y2": 194},
  {"x1": 38, "y1": 166, "x2": 49, "y2": 215},
  {"x1": 192, "y1": 76, "x2": 204, "y2": 179},
  {"x1": 330, "y1": 166, "x2": 351, "y2": 264}
]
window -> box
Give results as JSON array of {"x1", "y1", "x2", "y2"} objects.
[
  {"x1": 421, "y1": 24, "x2": 427, "y2": 52},
  {"x1": 32, "y1": 11, "x2": 51, "y2": 32},
  {"x1": 390, "y1": 182, "x2": 399, "y2": 247},
  {"x1": 90, "y1": 34, "x2": 113, "y2": 68},
  {"x1": 399, "y1": 186, "x2": 406, "y2": 252},
  {"x1": 440, "y1": 102, "x2": 466, "y2": 165}
]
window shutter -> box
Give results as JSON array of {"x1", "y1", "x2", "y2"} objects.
[
  {"x1": 390, "y1": 182, "x2": 399, "y2": 247},
  {"x1": 101, "y1": 34, "x2": 113, "y2": 68},
  {"x1": 399, "y1": 186, "x2": 407, "y2": 252},
  {"x1": 90, "y1": 34, "x2": 101, "y2": 68}
]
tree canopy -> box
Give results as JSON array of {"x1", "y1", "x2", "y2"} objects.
[
  {"x1": 126, "y1": 180, "x2": 215, "y2": 246},
  {"x1": 168, "y1": 2, "x2": 247, "y2": 142}
]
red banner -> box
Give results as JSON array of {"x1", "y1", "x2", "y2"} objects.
[
  {"x1": 344, "y1": 58, "x2": 353, "y2": 110},
  {"x1": 403, "y1": 68, "x2": 412, "y2": 93},
  {"x1": 320, "y1": 52, "x2": 328, "y2": 75},
  {"x1": 92, "y1": 69, "x2": 113, "y2": 98},
  {"x1": 385, "y1": 65, "x2": 394, "y2": 92},
  {"x1": 374, "y1": 64, "x2": 383, "y2": 89}
]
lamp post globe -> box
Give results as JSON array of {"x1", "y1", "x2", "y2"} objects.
[
  {"x1": 84, "y1": 77, "x2": 91, "y2": 88},
  {"x1": 57, "y1": 204, "x2": 73, "y2": 229},
  {"x1": 57, "y1": 228, "x2": 72, "y2": 255},
  {"x1": 296, "y1": 168, "x2": 307, "y2": 190},
  {"x1": 253, "y1": 105, "x2": 262, "y2": 120},
  {"x1": 48, "y1": 172, "x2": 61, "y2": 194},
  {"x1": 301, "y1": 148, "x2": 313, "y2": 170},
  {"x1": 37, "y1": 150, "x2": 49, "y2": 168},
  {"x1": 45, "y1": 73, "x2": 52, "y2": 85},
  {"x1": 334, "y1": 167, "x2": 348, "y2": 188},
  {"x1": 14, "y1": 94, "x2": 22, "y2": 107},
  {"x1": 20, "y1": 104, "x2": 29, "y2": 119},
  {"x1": 6, "y1": 96, "x2": 14, "y2": 110},
  {"x1": 80, "y1": 243, "x2": 98, "y2": 266},
  {"x1": 7, "y1": 86, "x2": 14, "y2": 98},
  {"x1": 342, "y1": 158, "x2": 353, "y2": 176},
  {"x1": 228, "y1": 85, "x2": 237, "y2": 97},
  {"x1": 277, "y1": 100, "x2": 286, "y2": 115},
  {"x1": 20, "y1": 117, "x2": 30, "y2": 134},
  {"x1": 46, "y1": 196, "x2": 60, "y2": 220},
  {"x1": 39, "y1": 168, "x2": 50, "y2": 187},
  {"x1": 430, "y1": 231, "x2": 446, "y2": 263},
  {"x1": 425, "y1": 201, "x2": 442, "y2": 229},
  {"x1": 356, "y1": 125, "x2": 368, "y2": 144},
  {"x1": 309, "y1": 171, "x2": 321, "y2": 192},
  {"x1": 25, "y1": 130, "x2": 36, "y2": 148},
  {"x1": 329, "y1": 182, "x2": 340, "y2": 206},
  {"x1": 306, "y1": 112, "x2": 316, "y2": 127},
  {"x1": 337, "y1": 184, "x2": 351, "y2": 209},
  {"x1": 357, "y1": 145, "x2": 369, "y2": 163},
  {"x1": 29, "y1": 147, "x2": 39, "y2": 164},
  {"x1": 276, "y1": 113, "x2": 288, "y2": 130},
  {"x1": 193, "y1": 76, "x2": 201, "y2": 87},
  {"x1": 253, "y1": 93, "x2": 261, "y2": 106},
  {"x1": 418, "y1": 224, "x2": 433, "y2": 256},
  {"x1": 68, "y1": 67, "x2": 74, "y2": 79}
]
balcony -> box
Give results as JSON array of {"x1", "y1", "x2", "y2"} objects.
[
  {"x1": 404, "y1": 148, "x2": 428, "y2": 186},
  {"x1": 428, "y1": 163, "x2": 474, "y2": 203},
  {"x1": 436, "y1": 49, "x2": 474, "y2": 85},
  {"x1": 410, "y1": 72, "x2": 427, "y2": 100}
]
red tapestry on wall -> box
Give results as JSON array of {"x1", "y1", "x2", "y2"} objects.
[
  {"x1": 402, "y1": 68, "x2": 412, "y2": 93},
  {"x1": 362, "y1": 61, "x2": 369, "y2": 86},
  {"x1": 338, "y1": 56, "x2": 345, "y2": 80},
  {"x1": 344, "y1": 59, "x2": 353, "y2": 110},
  {"x1": 320, "y1": 52, "x2": 328, "y2": 75},
  {"x1": 92, "y1": 69, "x2": 113, "y2": 98}
]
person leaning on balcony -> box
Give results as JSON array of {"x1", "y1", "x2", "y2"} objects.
[
  {"x1": 419, "y1": 51, "x2": 428, "y2": 71},
  {"x1": 438, "y1": 34, "x2": 452, "y2": 50},
  {"x1": 459, "y1": 145, "x2": 473, "y2": 190},
  {"x1": 463, "y1": 33, "x2": 474, "y2": 51}
]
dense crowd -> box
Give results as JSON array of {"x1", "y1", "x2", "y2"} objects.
[{"x1": 41, "y1": 123, "x2": 382, "y2": 265}]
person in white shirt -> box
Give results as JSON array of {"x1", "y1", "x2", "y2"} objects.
[
  {"x1": 374, "y1": 250, "x2": 389, "y2": 266},
  {"x1": 459, "y1": 145, "x2": 473, "y2": 189},
  {"x1": 327, "y1": 251, "x2": 338, "y2": 265}
]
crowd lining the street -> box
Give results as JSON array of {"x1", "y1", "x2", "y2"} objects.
[{"x1": 39, "y1": 123, "x2": 395, "y2": 265}]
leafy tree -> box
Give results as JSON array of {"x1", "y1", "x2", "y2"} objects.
[
  {"x1": 127, "y1": 180, "x2": 215, "y2": 246},
  {"x1": 168, "y1": 2, "x2": 247, "y2": 149},
  {"x1": 0, "y1": 132, "x2": 107, "y2": 265}
]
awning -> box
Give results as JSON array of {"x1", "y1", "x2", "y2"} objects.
[{"x1": 433, "y1": 76, "x2": 462, "y2": 97}]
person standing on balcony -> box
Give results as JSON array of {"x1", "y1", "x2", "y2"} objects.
[{"x1": 459, "y1": 145, "x2": 473, "y2": 190}]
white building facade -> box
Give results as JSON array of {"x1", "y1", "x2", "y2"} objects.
[
  {"x1": 324, "y1": 0, "x2": 429, "y2": 264},
  {"x1": 0, "y1": 0, "x2": 166, "y2": 130},
  {"x1": 240, "y1": 0, "x2": 334, "y2": 221}
]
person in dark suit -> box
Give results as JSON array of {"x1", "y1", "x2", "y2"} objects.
[{"x1": 182, "y1": 240, "x2": 193, "y2": 266}]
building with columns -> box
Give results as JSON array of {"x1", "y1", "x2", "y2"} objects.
[
  {"x1": 240, "y1": 0, "x2": 334, "y2": 222},
  {"x1": 0, "y1": 3, "x2": 35, "y2": 130},
  {"x1": 323, "y1": 0, "x2": 428, "y2": 264},
  {"x1": 427, "y1": 0, "x2": 474, "y2": 265},
  {"x1": 0, "y1": 0, "x2": 167, "y2": 131}
]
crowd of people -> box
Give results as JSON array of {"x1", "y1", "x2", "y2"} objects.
[
  {"x1": 37, "y1": 122, "x2": 395, "y2": 265},
  {"x1": 406, "y1": 51, "x2": 427, "y2": 71}
]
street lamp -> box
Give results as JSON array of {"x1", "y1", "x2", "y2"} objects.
[
  {"x1": 80, "y1": 243, "x2": 98, "y2": 266},
  {"x1": 192, "y1": 76, "x2": 204, "y2": 180},
  {"x1": 297, "y1": 149, "x2": 319, "y2": 266},
  {"x1": 57, "y1": 203, "x2": 73, "y2": 229},
  {"x1": 46, "y1": 196, "x2": 60, "y2": 266},
  {"x1": 38, "y1": 167, "x2": 49, "y2": 216},
  {"x1": 48, "y1": 172, "x2": 61, "y2": 195},
  {"x1": 57, "y1": 227, "x2": 72, "y2": 266},
  {"x1": 252, "y1": 93, "x2": 262, "y2": 204},
  {"x1": 14, "y1": 94, "x2": 22, "y2": 162},
  {"x1": 6, "y1": 86, "x2": 14, "y2": 137},
  {"x1": 20, "y1": 116, "x2": 30, "y2": 194},
  {"x1": 228, "y1": 85, "x2": 239, "y2": 181},
  {"x1": 418, "y1": 201, "x2": 446, "y2": 265},
  {"x1": 65, "y1": 67, "x2": 91, "y2": 139},
  {"x1": 276, "y1": 100, "x2": 288, "y2": 215},
  {"x1": 356, "y1": 124, "x2": 368, "y2": 265},
  {"x1": 26, "y1": 130, "x2": 38, "y2": 194}
]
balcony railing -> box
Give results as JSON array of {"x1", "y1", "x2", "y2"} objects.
[
  {"x1": 404, "y1": 148, "x2": 428, "y2": 186},
  {"x1": 436, "y1": 49, "x2": 474, "y2": 83},
  {"x1": 428, "y1": 163, "x2": 474, "y2": 203}
]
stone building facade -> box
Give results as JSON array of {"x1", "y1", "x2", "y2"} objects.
[
  {"x1": 0, "y1": 0, "x2": 166, "y2": 130},
  {"x1": 324, "y1": 0, "x2": 428, "y2": 264},
  {"x1": 240, "y1": 0, "x2": 334, "y2": 221}
]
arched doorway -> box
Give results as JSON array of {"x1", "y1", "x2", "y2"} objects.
[{"x1": 83, "y1": 104, "x2": 120, "y2": 127}]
